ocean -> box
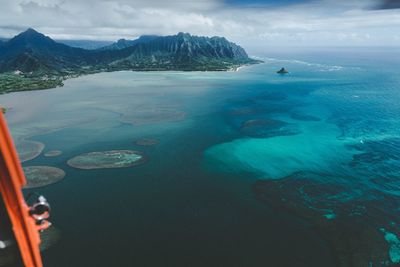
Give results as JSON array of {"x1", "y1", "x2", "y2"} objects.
[{"x1": 1, "y1": 47, "x2": 400, "y2": 266}]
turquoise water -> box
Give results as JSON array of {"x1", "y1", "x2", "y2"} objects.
[
  {"x1": 1, "y1": 47, "x2": 400, "y2": 266},
  {"x1": 205, "y1": 119, "x2": 355, "y2": 179}
]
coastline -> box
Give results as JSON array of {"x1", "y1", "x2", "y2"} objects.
[{"x1": 0, "y1": 60, "x2": 262, "y2": 95}]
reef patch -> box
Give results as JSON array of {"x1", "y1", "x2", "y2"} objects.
[
  {"x1": 121, "y1": 109, "x2": 186, "y2": 125},
  {"x1": 290, "y1": 113, "x2": 321, "y2": 122},
  {"x1": 67, "y1": 150, "x2": 146, "y2": 169},
  {"x1": 16, "y1": 140, "x2": 45, "y2": 162},
  {"x1": 252, "y1": 172, "x2": 399, "y2": 266},
  {"x1": 44, "y1": 150, "x2": 62, "y2": 157},
  {"x1": 23, "y1": 166, "x2": 65, "y2": 189},
  {"x1": 135, "y1": 138, "x2": 159, "y2": 146},
  {"x1": 240, "y1": 119, "x2": 300, "y2": 138}
]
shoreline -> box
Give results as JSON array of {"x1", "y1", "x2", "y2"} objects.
[{"x1": 0, "y1": 61, "x2": 262, "y2": 95}]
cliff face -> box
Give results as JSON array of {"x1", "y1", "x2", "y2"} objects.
[
  {"x1": 98, "y1": 35, "x2": 159, "y2": 51},
  {"x1": 129, "y1": 32, "x2": 249, "y2": 59}
]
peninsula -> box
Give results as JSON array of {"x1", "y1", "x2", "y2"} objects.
[{"x1": 0, "y1": 29, "x2": 261, "y2": 93}]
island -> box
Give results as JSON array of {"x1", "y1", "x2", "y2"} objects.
[
  {"x1": 0, "y1": 29, "x2": 262, "y2": 93},
  {"x1": 277, "y1": 67, "x2": 289, "y2": 74}
]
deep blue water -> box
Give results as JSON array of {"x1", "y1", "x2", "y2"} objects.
[{"x1": 1, "y1": 47, "x2": 400, "y2": 266}]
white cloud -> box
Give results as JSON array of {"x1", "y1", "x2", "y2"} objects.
[{"x1": 0, "y1": 0, "x2": 399, "y2": 51}]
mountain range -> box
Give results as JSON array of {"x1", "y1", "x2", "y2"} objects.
[
  {"x1": 57, "y1": 39, "x2": 113, "y2": 50},
  {"x1": 98, "y1": 35, "x2": 160, "y2": 51},
  {"x1": 0, "y1": 28, "x2": 259, "y2": 75}
]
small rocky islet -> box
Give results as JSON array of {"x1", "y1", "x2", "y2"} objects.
[
  {"x1": 277, "y1": 67, "x2": 289, "y2": 74},
  {"x1": 67, "y1": 150, "x2": 146, "y2": 170}
]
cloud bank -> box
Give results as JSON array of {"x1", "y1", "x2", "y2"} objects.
[{"x1": 0, "y1": 0, "x2": 399, "y2": 51}]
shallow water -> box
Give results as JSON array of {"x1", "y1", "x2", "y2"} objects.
[{"x1": 1, "y1": 47, "x2": 399, "y2": 266}]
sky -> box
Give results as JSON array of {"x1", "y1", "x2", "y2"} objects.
[{"x1": 0, "y1": 0, "x2": 399, "y2": 51}]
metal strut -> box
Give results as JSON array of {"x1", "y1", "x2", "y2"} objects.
[{"x1": 0, "y1": 110, "x2": 44, "y2": 267}]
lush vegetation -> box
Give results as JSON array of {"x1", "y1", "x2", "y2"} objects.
[{"x1": 0, "y1": 73, "x2": 63, "y2": 94}]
